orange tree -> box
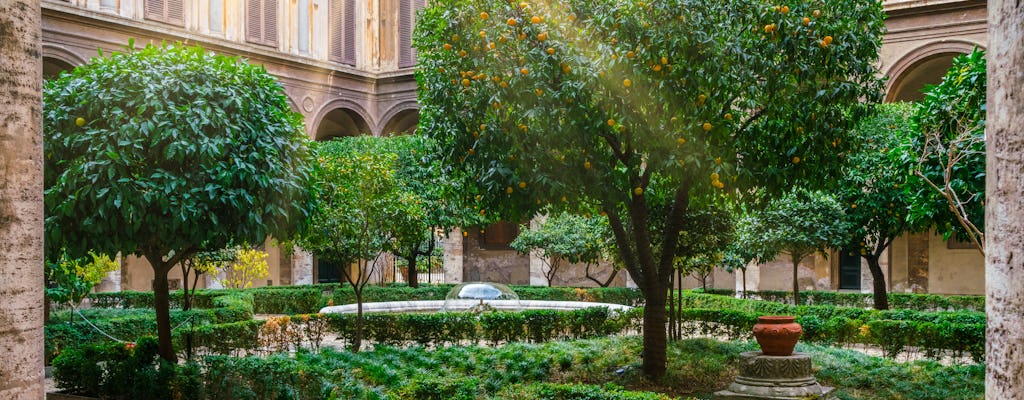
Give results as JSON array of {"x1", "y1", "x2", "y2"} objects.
[
  {"x1": 415, "y1": 0, "x2": 884, "y2": 377},
  {"x1": 835, "y1": 103, "x2": 917, "y2": 310},
  {"x1": 44, "y1": 44, "x2": 312, "y2": 362}
]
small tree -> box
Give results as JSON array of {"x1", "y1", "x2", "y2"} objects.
[
  {"x1": 45, "y1": 251, "x2": 119, "y2": 322},
  {"x1": 44, "y1": 43, "x2": 312, "y2": 361},
  {"x1": 510, "y1": 212, "x2": 608, "y2": 286},
  {"x1": 903, "y1": 49, "x2": 986, "y2": 254},
  {"x1": 836, "y1": 103, "x2": 917, "y2": 310},
  {"x1": 742, "y1": 189, "x2": 848, "y2": 304},
  {"x1": 386, "y1": 135, "x2": 482, "y2": 288},
  {"x1": 220, "y1": 248, "x2": 270, "y2": 289},
  {"x1": 295, "y1": 138, "x2": 423, "y2": 351}
]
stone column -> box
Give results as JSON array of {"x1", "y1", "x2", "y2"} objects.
[
  {"x1": 986, "y1": 1, "x2": 1024, "y2": 397},
  {"x1": 94, "y1": 269, "x2": 122, "y2": 293},
  {"x1": 291, "y1": 248, "x2": 314, "y2": 285},
  {"x1": 527, "y1": 216, "x2": 548, "y2": 286},
  {"x1": 443, "y1": 228, "x2": 464, "y2": 284},
  {"x1": 0, "y1": 0, "x2": 45, "y2": 397}
]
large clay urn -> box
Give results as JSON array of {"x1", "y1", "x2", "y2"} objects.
[{"x1": 752, "y1": 316, "x2": 803, "y2": 356}]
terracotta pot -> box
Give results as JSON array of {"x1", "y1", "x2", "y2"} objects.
[{"x1": 752, "y1": 315, "x2": 803, "y2": 356}]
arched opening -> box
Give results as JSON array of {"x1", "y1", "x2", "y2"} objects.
[
  {"x1": 43, "y1": 57, "x2": 75, "y2": 81},
  {"x1": 886, "y1": 52, "x2": 965, "y2": 102},
  {"x1": 381, "y1": 108, "x2": 419, "y2": 136},
  {"x1": 314, "y1": 108, "x2": 371, "y2": 141}
]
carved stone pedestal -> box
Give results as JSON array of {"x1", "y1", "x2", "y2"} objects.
[{"x1": 713, "y1": 351, "x2": 835, "y2": 400}]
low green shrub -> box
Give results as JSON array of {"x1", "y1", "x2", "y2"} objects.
[
  {"x1": 52, "y1": 336, "x2": 178, "y2": 399},
  {"x1": 498, "y1": 383, "x2": 685, "y2": 399},
  {"x1": 327, "y1": 307, "x2": 629, "y2": 347},
  {"x1": 667, "y1": 293, "x2": 985, "y2": 361},
  {"x1": 700, "y1": 288, "x2": 984, "y2": 312}
]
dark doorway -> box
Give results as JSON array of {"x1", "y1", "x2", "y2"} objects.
[
  {"x1": 838, "y1": 250, "x2": 862, "y2": 290},
  {"x1": 316, "y1": 258, "x2": 342, "y2": 283}
]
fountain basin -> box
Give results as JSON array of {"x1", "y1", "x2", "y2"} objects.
[{"x1": 319, "y1": 300, "x2": 633, "y2": 314}]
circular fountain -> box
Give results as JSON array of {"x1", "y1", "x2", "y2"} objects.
[
  {"x1": 318, "y1": 282, "x2": 633, "y2": 315},
  {"x1": 440, "y1": 282, "x2": 521, "y2": 313}
]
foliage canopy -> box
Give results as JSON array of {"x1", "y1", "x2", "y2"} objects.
[{"x1": 416, "y1": 0, "x2": 885, "y2": 377}]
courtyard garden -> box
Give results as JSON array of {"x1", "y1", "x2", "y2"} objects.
[
  {"x1": 35, "y1": 0, "x2": 996, "y2": 397},
  {"x1": 45, "y1": 284, "x2": 985, "y2": 399}
]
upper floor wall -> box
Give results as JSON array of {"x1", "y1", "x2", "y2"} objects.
[{"x1": 43, "y1": 0, "x2": 424, "y2": 74}]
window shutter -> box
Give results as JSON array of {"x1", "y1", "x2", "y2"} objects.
[
  {"x1": 145, "y1": 0, "x2": 166, "y2": 21},
  {"x1": 398, "y1": 0, "x2": 413, "y2": 68},
  {"x1": 144, "y1": 0, "x2": 184, "y2": 26},
  {"x1": 246, "y1": 0, "x2": 262, "y2": 44},
  {"x1": 166, "y1": 0, "x2": 184, "y2": 26},
  {"x1": 329, "y1": 0, "x2": 356, "y2": 65},
  {"x1": 328, "y1": 0, "x2": 343, "y2": 61},
  {"x1": 263, "y1": 0, "x2": 278, "y2": 46},
  {"x1": 342, "y1": 0, "x2": 356, "y2": 65},
  {"x1": 246, "y1": 0, "x2": 278, "y2": 47}
]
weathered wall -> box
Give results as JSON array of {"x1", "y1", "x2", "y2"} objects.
[
  {"x1": 461, "y1": 229, "x2": 530, "y2": 285},
  {"x1": 120, "y1": 240, "x2": 290, "y2": 291},
  {"x1": 753, "y1": 254, "x2": 831, "y2": 292},
  {"x1": 928, "y1": 232, "x2": 985, "y2": 295},
  {"x1": 549, "y1": 260, "x2": 628, "y2": 288}
]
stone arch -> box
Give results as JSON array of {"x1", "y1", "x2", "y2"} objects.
[
  {"x1": 41, "y1": 44, "x2": 86, "y2": 80},
  {"x1": 312, "y1": 103, "x2": 373, "y2": 141},
  {"x1": 379, "y1": 102, "x2": 419, "y2": 136},
  {"x1": 884, "y1": 40, "x2": 983, "y2": 102}
]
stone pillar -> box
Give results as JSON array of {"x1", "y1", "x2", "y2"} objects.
[
  {"x1": 204, "y1": 270, "x2": 226, "y2": 289},
  {"x1": 527, "y1": 216, "x2": 548, "y2": 286},
  {"x1": 625, "y1": 270, "x2": 638, "y2": 289},
  {"x1": 443, "y1": 228, "x2": 464, "y2": 284},
  {"x1": 94, "y1": 269, "x2": 122, "y2": 293},
  {"x1": 291, "y1": 248, "x2": 314, "y2": 285},
  {"x1": 986, "y1": 1, "x2": 1024, "y2": 397},
  {"x1": 0, "y1": 0, "x2": 45, "y2": 397}
]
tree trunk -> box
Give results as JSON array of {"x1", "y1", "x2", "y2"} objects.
[
  {"x1": 865, "y1": 255, "x2": 889, "y2": 310},
  {"x1": 668, "y1": 272, "x2": 675, "y2": 341},
  {"x1": 151, "y1": 263, "x2": 177, "y2": 362},
  {"x1": 641, "y1": 285, "x2": 668, "y2": 378},
  {"x1": 986, "y1": 2, "x2": 1024, "y2": 396},
  {"x1": 741, "y1": 268, "x2": 747, "y2": 298},
  {"x1": 0, "y1": 0, "x2": 44, "y2": 396},
  {"x1": 407, "y1": 253, "x2": 419, "y2": 288},
  {"x1": 353, "y1": 290, "x2": 364, "y2": 352},
  {"x1": 791, "y1": 256, "x2": 801, "y2": 305}
]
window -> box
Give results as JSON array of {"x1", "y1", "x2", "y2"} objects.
[
  {"x1": 947, "y1": 235, "x2": 980, "y2": 250},
  {"x1": 247, "y1": 0, "x2": 279, "y2": 47},
  {"x1": 297, "y1": 0, "x2": 311, "y2": 53},
  {"x1": 397, "y1": 0, "x2": 424, "y2": 68},
  {"x1": 329, "y1": 0, "x2": 357, "y2": 65},
  {"x1": 144, "y1": 0, "x2": 185, "y2": 26},
  {"x1": 481, "y1": 221, "x2": 518, "y2": 250},
  {"x1": 209, "y1": 0, "x2": 224, "y2": 33}
]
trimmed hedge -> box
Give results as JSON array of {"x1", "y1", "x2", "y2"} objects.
[
  {"x1": 327, "y1": 307, "x2": 629, "y2": 347},
  {"x1": 701, "y1": 288, "x2": 984, "y2": 312},
  {"x1": 668, "y1": 293, "x2": 985, "y2": 362}
]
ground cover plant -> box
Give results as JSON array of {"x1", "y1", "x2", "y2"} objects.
[{"x1": 52, "y1": 336, "x2": 983, "y2": 400}]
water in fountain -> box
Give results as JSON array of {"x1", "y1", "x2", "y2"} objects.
[{"x1": 440, "y1": 282, "x2": 522, "y2": 313}]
